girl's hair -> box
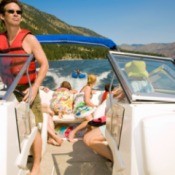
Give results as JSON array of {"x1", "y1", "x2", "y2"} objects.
[
  {"x1": 60, "y1": 81, "x2": 72, "y2": 90},
  {"x1": 0, "y1": 0, "x2": 23, "y2": 15},
  {"x1": 104, "y1": 84, "x2": 114, "y2": 92},
  {"x1": 87, "y1": 74, "x2": 97, "y2": 86}
]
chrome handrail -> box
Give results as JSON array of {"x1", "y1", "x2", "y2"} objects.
[
  {"x1": 0, "y1": 54, "x2": 34, "y2": 100},
  {"x1": 0, "y1": 54, "x2": 34, "y2": 135}
]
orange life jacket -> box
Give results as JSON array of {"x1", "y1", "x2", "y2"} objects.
[
  {"x1": 0, "y1": 29, "x2": 36, "y2": 86},
  {"x1": 100, "y1": 91, "x2": 109, "y2": 104}
]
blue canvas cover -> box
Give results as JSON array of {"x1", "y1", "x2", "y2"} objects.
[{"x1": 36, "y1": 34, "x2": 117, "y2": 50}]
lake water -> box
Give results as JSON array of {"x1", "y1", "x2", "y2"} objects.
[{"x1": 42, "y1": 59, "x2": 114, "y2": 91}]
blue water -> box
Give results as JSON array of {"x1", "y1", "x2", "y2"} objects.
[{"x1": 42, "y1": 59, "x2": 114, "y2": 91}]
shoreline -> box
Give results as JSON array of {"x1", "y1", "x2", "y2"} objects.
[{"x1": 49, "y1": 58, "x2": 107, "y2": 61}]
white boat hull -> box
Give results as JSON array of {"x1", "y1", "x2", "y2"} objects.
[
  {"x1": 106, "y1": 103, "x2": 175, "y2": 175},
  {"x1": 0, "y1": 97, "x2": 48, "y2": 175},
  {"x1": 0, "y1": 101, "x2": 25, "y2": 175}
]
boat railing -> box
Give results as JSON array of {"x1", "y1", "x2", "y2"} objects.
[
  {"x1": 0, "y1": 54, "x2": 34, "y2": 100},
  {"x1": 0, "y1": 53, "x2": 35, "y2": 138}
]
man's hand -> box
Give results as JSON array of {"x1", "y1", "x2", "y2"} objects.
[{"x1": 23, "y1": 85, "x2": 38, "y2": 104}]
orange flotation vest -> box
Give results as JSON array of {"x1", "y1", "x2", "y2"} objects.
[
  {"x1": 0, "y1": 29, "x2": 36, "y2": 86},
  {"x1": 100, "y1": 91, "x2": 109, "y2": 104}
]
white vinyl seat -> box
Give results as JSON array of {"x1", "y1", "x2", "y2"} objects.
[{"x1": 40, "y1": 89, "x2": 103, "y2": 124}]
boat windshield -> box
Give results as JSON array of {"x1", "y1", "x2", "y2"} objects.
[
  {"x1": 0, "y1": 54, "x2": 34, "y2": 100},
  {"x1": 108, "y1": 51, "x2": 175, "y2": 103}
]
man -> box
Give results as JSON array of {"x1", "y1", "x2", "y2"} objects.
[{"x1": 0, "y1": 1, "x2": 49, "y2": 175}]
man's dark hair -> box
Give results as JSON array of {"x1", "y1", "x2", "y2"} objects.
[{"x1": 0, "y1": 0, "x2": 23, "y2": 15}]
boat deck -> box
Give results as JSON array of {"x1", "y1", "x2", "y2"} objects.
[{"x1": 39, "y1": 140, "x2": 112, "y2": 175}]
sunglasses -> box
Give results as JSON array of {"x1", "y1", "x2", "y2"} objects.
[{"x1": 5, "y1": 9, "x2": 22, "y2": 15}]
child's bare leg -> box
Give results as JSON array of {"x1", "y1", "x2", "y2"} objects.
[
  {"x1": 58, "y1": 112, "x2": 63, "y2": 119},
  {"x1": 69, "y1": 115, "x2": 92, "y2": 142},
  {"x1": 42, "y1": 107, "x2": 62, "y2": 145},
  {"x1": 48, "y1": 138, "x2": 60, "y2": 146},
  {"x1": 42, "y1": 104, "x2": 54, "y2": 116},
  {"x1": 47, "y1": 115, "x2": 63, "y2": 146},
  {"x1": 48, "y1": 132, "x2": 63, "y2": 146}
]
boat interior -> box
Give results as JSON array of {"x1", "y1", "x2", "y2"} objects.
[
  {"x1": 1, "y1": 37, "x2": 175, "y2": 175},
  {"x1": 0, "y1": 53, "x2": 113, "y2": 175}
]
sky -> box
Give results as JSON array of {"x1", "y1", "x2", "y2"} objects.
[{"x1": 20, "y1": 0, "x2": 175, "y2": 45}]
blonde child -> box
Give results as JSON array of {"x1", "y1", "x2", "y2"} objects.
[{"x1": 69, "y1": 74, "x2": 97, "y2": 142}]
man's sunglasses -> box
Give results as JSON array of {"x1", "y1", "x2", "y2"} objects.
[{"x1": 5, "y1": 9, "x2": 22, "y2": 15}]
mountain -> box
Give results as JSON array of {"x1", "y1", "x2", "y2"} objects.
[
  {"x1": 119, "y1": 43, "x2": 175, "y2": 59},
  {"x1": 0, "y1": 3, "x2": 102, "y2": 37},
  {"x1": 21, "y1": 3, "x2": 102, "y2": 37}
]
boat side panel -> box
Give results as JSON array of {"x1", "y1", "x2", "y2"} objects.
[
  {"x1": 119, "y1": 104, "x2": 175, "y2": 175},
  {"x1": 0, "y1": 102, "x2": 19, "y2": 175}
]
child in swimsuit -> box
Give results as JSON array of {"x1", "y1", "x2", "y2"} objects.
[
  {"x1": 50, "y1": 81, "x2": 77, "y2": 118},
  {"x1": 69, "y1": 74, "x2": 98, "y2": 142}
]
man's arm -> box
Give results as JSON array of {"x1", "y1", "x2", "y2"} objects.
[{"x1": 22, "y1": 34, "x2": 49, "y2": 103}]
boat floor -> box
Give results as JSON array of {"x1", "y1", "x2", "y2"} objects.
[{"x1": 38, "y1": 140, "x2": 112, "y2": 175}]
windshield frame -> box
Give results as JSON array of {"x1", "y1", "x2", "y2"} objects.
[{"x1": 108, "y1": 51, "x2": 175, "y2": 103}]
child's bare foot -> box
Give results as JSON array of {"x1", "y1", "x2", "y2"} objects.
[
  {"x1": 48, "y1": 138, "x2": 63, "y2": 146},
  {"x1": 48, "y1": 138, "x2": 58, "y2": 146},
  {"x1": 68, "y1": 131, "x2": 78, "y2": 143},
  {"x1": 55, "y1": 136, "x2": 63, "y2": 145}
]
